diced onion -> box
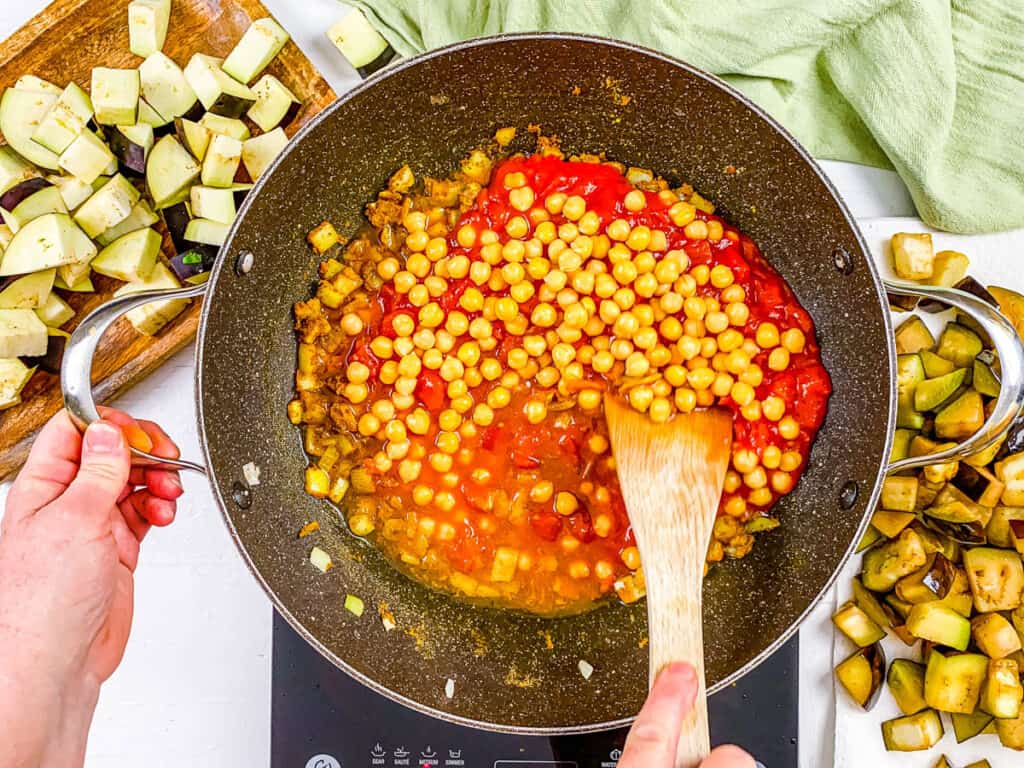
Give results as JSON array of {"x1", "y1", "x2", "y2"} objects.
[
  {"x1": 445, "y1": 678, "x2": 456, "y2": 698},
  {"x1": 379, "y1": 604, "x2": 397, "y2": 631},
  {"x1": 578, "y1": 659, "x2": 594, "y2": 680},
  {"x1": 344, "y1": 594, "x2": 365, "y2": 617},
  {"x1": 309, "y1": 546, "x2": 333, "y2": 573},
  {"x1": 242, "y1": 461, "x2": 261, "y2": 486}
]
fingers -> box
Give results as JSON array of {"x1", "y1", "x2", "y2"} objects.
[
  {"x1": 5, "y1": 410, "x2": 84, "y2": 519},
  {"x1": 97, "y1": 406, "x2": 154, "y2": 454},
  {"x1": 55, "y1": 421, "x2": 131, "y2": 527},
  {"x1": 141, "y1": 494, "x2": 177, "y2": 527},
  {"x1": 127, "y1": 418, "x2": 183, "y2": 501},
  {"x1": 701, "y1": 745, "x2": 756, "y2": 768},
  {"x1": 619, "y1": 663, "x2": 699, "y2": 768}
]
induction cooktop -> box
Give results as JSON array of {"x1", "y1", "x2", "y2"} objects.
[{"x1": 271, "y1": 612, "x2": 796, "y2": 767}]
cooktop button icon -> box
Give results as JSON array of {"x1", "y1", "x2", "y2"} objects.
[
  {"x1": 394, "y1": 747, "x2": 410, "y2": 758},
  {"x1": 371, "y1": 744, "x2": 386, "y2": 758},
  {"x1": 421, "y1": 746, "x2": 437, "y2": 758},
  {"x1": 448, "y1": 749, "x2": 462, "y2": 759},
  {"x1": 304, "y1": 755, "x2": 341, "y2": 768},
  {"x1": 610, "y1": 748, "x2": 622, "y2": 761}
]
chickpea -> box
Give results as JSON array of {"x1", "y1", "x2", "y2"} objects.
[
  {"x1": 780, "y1": 451, "x2": 802, "y2": 472},
  {"x1": 705, "y1": 311, "x2": 729, "y2": 334},
  {"x1": 487, "y1": 387, "x2": 512, "y2": 409},
  {"x1": 723, "y1": 471, "x2": 742, "y2": 493},
  {"x1": 768, "y1": 347, "x2": 791, "y2": 372},
  {"x1": 405, "y1": 230, "x2": 429, "y2": 252},
  {"x1": 607, "y1": 218, "x2": 631, "y2": 241},
  {"x1": 778, "y1": 416, "x2": 800, "y2": 441},
  {"x1": 699, "y1": 337, "x2": 718, "y2": 358},
  {"x1": 781, "y1": 328, "x2": 806, "y2": 354},
  {"x1": 730, "y1": 381, "x2": 756, "y2": 407},
  {"x1": 710, "y1": 264, "x2": 734, "y2": 288},
  {"x1": 711, "y1": 372, "x2": 734, "y2": 397},
  {"x1": 724, "y1": 495, "x2": 747, "y2": 518},
  {"x1": 744, "y1": 467, "x2": 768, "y2": 490},
  {"x1": 621, "y1": 546, "x2": 642, "y2": 570},
  {"x1": 684, "y1": 220, "x2": 709, "y2": 240},
  {"x1": 426, "y1": 237, "x2": 448, "y2": 261},
  {"x1": 669, "y1": 201, "x2": 696, "y2": 227},
  {"x1": 525, "y1": 399, "x2": 548, "y2": 424},
  {"x1": 568, "y1": 561, "x2": 591, "y2": 579},
  {"x1": 430, "y1": 452, "x2": 454, "y2": 473},
  {"x1": 555, "y1": 492, "x2": 580, "y2": 516},
  {"x1": 578, "y1": 211, "x2": 601, "y2": 235},
  {"x1": 578, "y1": 389, "x2": 602, "y2": 410},
  {"x1": 626, "y1": 225, "x2": 651, "y2": 251},
  {"x1": 771, "y1": 470, "x2": 794, "y2": 494},
  {"x1": 628, "y1": 386, "x2": 655, "y2": 412},
  {"x1": 740, "y1": 400, "x2": 762, "y2": 422},
  {"x1": 399, "y1": 459, "x2": 423, "y2": 483},
  {"x1": 624, "y1": 189, "x2": 647, "y2": 211},
  {"x1": 563, "y1": 195, "x2": 587, "y2": 221},
  {"x1": 725, "y1": 302, "x2": 750, "y2": 327},
  {"x1": 545, "y1": 192, "x2": 567, "y2": 214},
  {"x1": 748, "y1": 487, "x2": 773, "y2": 507},
  {"x1": 648, "y1": 397, "x2": 673, "y2": 423},
  {"x1": 739, "y1": 364, "x2": 764, "y2": 388},
  {"x1": 530, "y1": 481, "x2": 555, "y2": 503},
  {"x1": 762, "y1": 396, "x2": 786, "y2": 422},
  {"x1": 412, "y1": 485, "x2": 434, "y2": 506},
  {"x1": 406, "y1": 408, "x2": 431, "y2": 435},
  {"x1": 377, "y1": 257, "x2": 401, "y2": 280},
  {"x1": 755, "y1": 322, "x2": 780, "y2": 349},
  {"x1": 691, "y1": 265, "x2": 710, "y2": 285},
  {"x1": 508, "y1": 186, "x2": 535, "y2": 211}
]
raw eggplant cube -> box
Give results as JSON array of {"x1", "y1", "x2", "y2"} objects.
[
  {"x1": 74, "y1": 175, "x2": 141, "y2": 239},
  {"x1": 91, "y1": 68, "x2": 140, "y2": 125},
  {"x1": 184, "y1": 53, "x2": 256, "y2": 118},
  {"x1": 201, "y1": 134, "x2": 242, "y2": 188},
  {"x1": 241, "y1": 127, "x2": 287, "y2": 181},
  {"x1": 139, "y1": 51, "x2": 198, "y2": 121},
  {"x1": 247, "y1": 73, "x2": 300, "y2": 132},
  {"x1": 128, "y1": 0, "x2": 171, "y2": 58},
  {"x1": 222, "y1": 17, "x2": 290, "y2": 84},
  {"x1": 58, "y1": 130, "x2": 116, "y2": 184}
]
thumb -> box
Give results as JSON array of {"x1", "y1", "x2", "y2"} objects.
[
  {"x1": 57, "y1": 421, "x2": 131, "y2": 518},
  {"x1": 619, "y1": 663, "x2": 698, "y2": 768}
]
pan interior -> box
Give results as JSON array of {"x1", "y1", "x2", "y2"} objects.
[{"x1": 198, "y1": 34, "x2": 893, "y2": 732}]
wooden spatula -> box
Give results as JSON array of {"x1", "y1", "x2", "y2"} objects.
[{"x1": 604, "y1": 395, "x2": 734, "y2": 768}]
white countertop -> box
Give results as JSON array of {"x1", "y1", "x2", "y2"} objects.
[{"x1": 0, "y1": 2, "x2": 919, "y2": 766}]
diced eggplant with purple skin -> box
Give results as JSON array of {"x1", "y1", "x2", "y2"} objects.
[
  {"x1": 169, "y1": 244, "x2": 218, "y2": 282},
  {"x1": 107, "y1": 124, "x2": 154, "y2": 176},
  {"x1": 921, "y1": 276, "x2": 999, "y2": 313},
  {"x1": 888, "y1": 292, "x2": 919, "y2": 312},
  {"x1": 896, "y1": 552, "x2": 957, "y2": 603},
  {"x1": 953, "y1": 463, "x2": 1004, "y2": 507},
  {"x1": 160, "y1": 201, "x2": 191, "y2": 252},
  {"x1": 0, "y1": 177, "x2": 52, "y2": 212},
  {"x1": 22, "y1": 333, "x2": 66, "y2": 374},
  {"x1": 1001, "y1": 411, "x2": 1024, "y2": 457},
  {"x1": 923, "y1": 515, "x2": 988, "y2": 545},
  {"x1": 835, "y1": 642, "x2": 886, "y2": 710}
]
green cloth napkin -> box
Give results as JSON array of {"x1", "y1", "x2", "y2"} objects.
[{"x1": 348, "y1": 0, "x2": 1024, "y2": 234}]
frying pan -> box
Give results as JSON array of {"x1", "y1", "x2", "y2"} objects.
[{"x1": 60, "y1": 34, "x2": 1024, "y2": 733}]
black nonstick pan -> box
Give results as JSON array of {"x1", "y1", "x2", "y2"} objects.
[{"x1": 60, "y1": 34, "x2": 1024, "y2": 734}]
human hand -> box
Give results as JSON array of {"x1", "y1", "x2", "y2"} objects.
[
  {"x1": 0, "y1": 408, "x2": 182, "y2": 768},
  {"x1": 619, "y1": 663, "x2": 756, "y2": 768}
]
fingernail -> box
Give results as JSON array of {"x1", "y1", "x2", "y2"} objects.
[
  {"x1": 85, "y1": 422, "x2": 123, "y2": 453},
  {"x1": 168, "y1": 474, "x2": 183, "y2": 492}
]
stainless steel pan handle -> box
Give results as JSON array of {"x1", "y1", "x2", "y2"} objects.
[
  {"x1": 884, "y1": 279, "x2": 1024, "y2": 473},
  {"x1": 61, "y1": 283, "x2": 209, "y2": 474}
]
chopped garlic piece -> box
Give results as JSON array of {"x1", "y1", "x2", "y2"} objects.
[
  {"x1": 242, "y1": 461, "x2": 261, "y2": 486},
  {"x1": 578, "y1": 659, "x2": 594, "y2": 680},
  {"x1": 309, "y1": 546, "x2": 333, "y2": 573},
  {"x1": 445, "y1": 678, "x2": 455, "y2": 698}
]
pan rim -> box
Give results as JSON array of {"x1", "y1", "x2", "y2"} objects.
[{"x1": 195, "y1": 31, "x2": 897, "y2": 734}]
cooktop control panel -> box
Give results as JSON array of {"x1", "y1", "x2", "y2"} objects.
[{"x1": 272, "y1": 614, "x2": 797, "y2": 768}]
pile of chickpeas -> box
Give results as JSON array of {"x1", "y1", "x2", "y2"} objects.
[{"x1": 297, "y1": 154, "x2": 826, "y2": 608}]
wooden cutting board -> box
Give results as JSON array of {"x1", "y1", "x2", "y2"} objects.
[{"x1": 0, "y1": 0, "x2": 336, "y2": 480}]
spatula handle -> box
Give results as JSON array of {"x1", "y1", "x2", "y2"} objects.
[{"x1": 645, "y1": 567, "x2": 710, "y2": 767}]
